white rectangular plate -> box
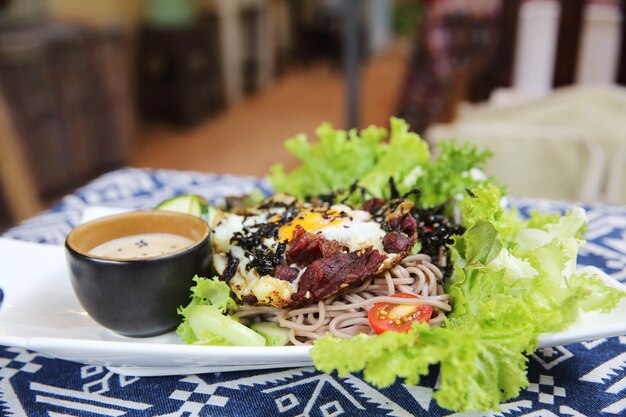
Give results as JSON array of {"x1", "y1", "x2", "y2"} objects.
[{"x1": 0, "y1": 237, "x2": 625, "y2": 377}]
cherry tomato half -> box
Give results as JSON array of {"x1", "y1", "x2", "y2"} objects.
[{"x1": 367, "y1": 293, "x2": 433, "y2": 334}]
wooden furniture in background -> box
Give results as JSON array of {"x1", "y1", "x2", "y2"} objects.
[
  {"x1": 137, "y1": 20, "x2": 224, "y2": 126},
  {"x1": 213, "y1": 0, "x2": 277, "y2": 105},
  {"x1": 0, "y1": 90, "x2": 43, "y2": 222},
  {"x1": 553, "y1": 0, "x2": 584, "y2": 87},
  {"x1": 0, "y1": 23, "x2": 133, "y2": 225},
  {"x1": 619, "y1": 0, "x2": 626, "y2": 85}
]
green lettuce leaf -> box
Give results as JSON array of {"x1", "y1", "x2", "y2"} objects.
[
  {"x1": 358, "y1": 117, "x2": 430, "y2": 199},
  {"x1": 313, "y1": 316, "x2": 535, "y2": 411},
  {"x1": 269, "y1": 117, "x2": 495, "y2": 208},
  {"x1": 269, "y1": 123, "x2": 384, "y2": 199},
  {"x1": 456, "y1": 220, "x2": 502, "y2": 268},
  {"x1": 177, "y1": 276, "x2": 265, "y2": 346},
  {"x1": 460, "y1": 183, "x2": 525, "y2": 245},
  {"x1": 569, "y1": 272, "x2": 624, "y2": 313},
  {"x1": 414, "y1": 139, "x2": 493, "y2": 208}
]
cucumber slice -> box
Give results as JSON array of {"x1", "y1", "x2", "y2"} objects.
[
  {"x1": 205, "y1": 204, "x2": 218, "y2": 228},
  {"x1": 250, "y1": 322, "x2": 291, "y2": 346},
  {"x1": 156, "y1": 194, "x2": 209, "y2": 219},
  {"x1": 189, "y1": 306, "x2": 266, "y2": 347}
]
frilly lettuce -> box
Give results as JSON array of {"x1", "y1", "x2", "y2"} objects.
[
  {"x1": 311, "y1": 184, "x2": 624, "y2": 412},
  {"x1": 269, "y1": 117, "x2": 494, "y2": 207},
  {"x1": 177, "y1": 276, "x2": 266, "y2": 346}
]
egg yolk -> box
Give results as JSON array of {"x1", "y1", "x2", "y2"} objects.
[{"x1": 277, "y1": 209, "x2": 346, "y2": 242}]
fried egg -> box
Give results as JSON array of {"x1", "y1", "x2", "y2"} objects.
[{"x1": 211, "y1": 195, "x2": 415, "y2": 307}]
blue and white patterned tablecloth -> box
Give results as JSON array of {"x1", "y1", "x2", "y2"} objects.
[{"x1": 1, "y1": 168, "x2": 625, "y2": 417}]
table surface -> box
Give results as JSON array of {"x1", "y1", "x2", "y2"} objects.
[{"x1": 1, "y1": 168, "x2": 625, "y2": 417}]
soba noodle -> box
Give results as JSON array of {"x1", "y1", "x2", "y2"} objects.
[{"x1": 235, "y1": 254, "x2": 451, "y2": 345}]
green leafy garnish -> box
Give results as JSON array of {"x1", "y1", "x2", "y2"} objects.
[
  {"x1": 269, "y1": 117, "x2": 494, "y2": 208},
  {"x1": 177, "y1": 276, "x2": 266, "y2": 346}
]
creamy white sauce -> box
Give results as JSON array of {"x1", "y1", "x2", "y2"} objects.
[{"x1": 88, "y1": 233, "x2": 194, "y2": 259}]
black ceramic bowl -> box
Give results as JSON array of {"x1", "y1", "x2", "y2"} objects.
[{"x1": 65, "y1": 210, "x2": 211, "y2": 337}]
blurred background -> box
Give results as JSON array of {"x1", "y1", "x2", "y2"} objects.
[{"x1": 1, "y1": 0, "x2": 626, "y2": 231}]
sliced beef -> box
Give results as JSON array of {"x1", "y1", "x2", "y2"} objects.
[
  {"x1": 274, "y1": 264, "x2": 300, "y2": 282},
  {"x1": 291, "y1": 247, "x2": 386, "y2": 306},
  {"x1": 386, "y1": 214, "x2": 417, "y2": 238},
  {"x1": 383, "y1": 231, "x2": 413, "y2": 254},
  {"x1": 240, "y1": 294, "x2": 259, "y2": 304},
  {"x1": 388, "y1": 215, "x2": 402, "y2": 229},
  {"x1": 285, "y1": 225, "x2": 344, "y2": 266},
  {"x1": 400, "y1": 214, "x2": 417, "y2": 236},
  {"x1": 363, "y1": 197, "x2": 386, "y2": 214}
]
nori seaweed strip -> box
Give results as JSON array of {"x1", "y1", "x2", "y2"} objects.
[
  {"x1": 230, "y1": 201, "x2": 299, "y2": 276},
  {"x1": 220, "y1": 252, "x2": 240, "y2": 282},
  {"x1": 389, "y1": 177, "x2": 400, "y2": 199},
  {"x1": 411, "y1": 204, "x2": 465, "y2": 277}
]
